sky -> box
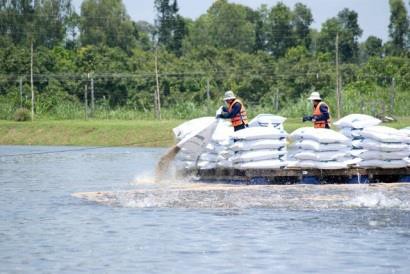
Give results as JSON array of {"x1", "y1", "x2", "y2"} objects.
[{"x1": 72, "y1": 0, "x2": 408, "y2": 42}]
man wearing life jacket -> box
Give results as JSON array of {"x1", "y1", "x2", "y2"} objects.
[
  {"x1": 216, "y1": 90, "x2": 249, "y2": 131},
  {"x1": 302, "y1": 91, "x2": 331, "y2": 129}
]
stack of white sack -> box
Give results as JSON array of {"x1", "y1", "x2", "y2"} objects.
[
  {"x1": 173, "y1": 117, "x2": 216, "y2": 170},
  {"x1": 334, "y1": 114, "x2": 382, "y2": 139},
  {"x1": 400, "y1": 127, "x2": 410, "y2": 166},
  {"x1": 230, "y1": 127, "x2": 288, "y2": 169},
  {"x1": 351, "y1": 126, "x2": 410, "y2": 168},
  {"x1": 287, "y1": 127, "x2": 350, "y2": 169},
  {"x1": 196, "y1": 120, "x2": 234, "y2": 170},
  {"x1": 248, "y1": 114, "x2": 286, "y2": 130},
  {"x1": 333, "y1": 114, "x2": 382, "y2": 165}
]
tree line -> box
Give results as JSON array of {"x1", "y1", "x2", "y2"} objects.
[{"x1": 0, "y1": 0, "x2": 409, "y2": 119}]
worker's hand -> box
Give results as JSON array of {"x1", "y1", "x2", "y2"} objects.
[{"x1": 302, "y1": 115, "x2": 313, "y2": 122}]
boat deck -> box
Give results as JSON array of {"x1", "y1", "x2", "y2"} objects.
[{"x1": 182, "y1": 167, "x2": 410, "y2": 184}]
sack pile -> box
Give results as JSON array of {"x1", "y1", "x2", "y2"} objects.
[
  {"x1": 351, "y1": 126, "x2": 410, "y2": 168},
  {"x1": 333, "y1": 114, "x2": 382, "y2": 165},
  {"x1": 196, "y1": 120, "x2": 234, "y2": 170},
  {"x1": 288, "y1": 127, "x2": 350, "y2": 169},
  {"x1": 248, "y1": 114, "x2": 286, "y2": 130},
  {"x1": 230, "y1": 127, "x2": 288, "y2": 169},
  {"x1": 400, "y1": 127, "x2": 410, "y2": 166}
]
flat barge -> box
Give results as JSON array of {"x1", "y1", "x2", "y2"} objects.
[{"x1": 182, "y1": 167, "x2": 410, "y2": 184}]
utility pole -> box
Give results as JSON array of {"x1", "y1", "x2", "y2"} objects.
[
  {"x1": 19, "y1": 77, "x2": 23, "y2": 108},
  {"x1": 206, "y1": 78, "x2": 211, "y2": 115},
  {"x1": 30, "y1": 39, "x2": 34, "y2": 121},
  {"x1": 390, "y1": 77, "x2": 395, "y2": 114},
  {"x1": 275, "y1": 88, "x2": 279, "y2": 112},
  {"x1": 154, "y1": 47, "x2": 161, "y2": 120},
  {"x1": 335, "y1": 32, "x2": 341, "y2": 119}
]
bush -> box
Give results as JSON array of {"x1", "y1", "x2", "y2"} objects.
[{"x1": 14, "y1": 108, "x2": 31, "y2": 121}]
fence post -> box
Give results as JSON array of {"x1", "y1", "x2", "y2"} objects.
[
  {"x1": 19, "y1": 77, "x2": 23, "y2": 108},
  {"x1": 84, "y1": 83, "x2": 88, "y2": 120}
]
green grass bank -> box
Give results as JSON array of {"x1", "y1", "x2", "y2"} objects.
[{"x1": 0, "y1": 117, "x2": 409, "y2": 147}]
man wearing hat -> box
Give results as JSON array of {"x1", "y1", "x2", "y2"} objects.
[
  {"x1": 216, "y1": 90, "x2": 249, "y2": 131},
  {"x1": 303, "y1": 91, "x2": 331, "y2": 129}
]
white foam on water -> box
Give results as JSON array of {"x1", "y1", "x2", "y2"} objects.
[
  {"x1": 74, "y1": 183, "x2": 410, "y2": 210},
  {"x1": 344, "y1": 192, "x2": 408, "y2": 209}
]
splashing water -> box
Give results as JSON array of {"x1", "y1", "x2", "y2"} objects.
[{"x1": 73, "y1": 182, "x2": 410, "y2": 210}]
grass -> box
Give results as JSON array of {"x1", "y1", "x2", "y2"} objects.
[
  {"x1": 0, "y1": 119, "x2": 183, "y2": 147},
  {"x1": 0, "y1": 117, "x2": 409, "y2": 147}
]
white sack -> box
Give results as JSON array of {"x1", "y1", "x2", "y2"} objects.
[
  {"x1": 350, "y1": 150, "x2": 409, "y2": 160},
  {"x1": 173, "y1": 117, "x2": 215, "y2": 141},
  {"x1": 289, "y1": 127, "x2": 349, "y2": 144},
  {"x1": 211, "y1": 120, "x2": 234, "y2": 144},
  {"x1": 294, "y1": 160, "x2": 347, "y2": 169},
  {"x1": 231, "y1": 139, "x2": 286, "y2": 151},
  {"x1": 235, "y1": 159, "x2": 286, "y2": 170},
  {"x1": 248, "y1": 114, "x2": 286, "y2": 129},
  {"x1": 197, "y1": 161, "x2": 217, "y2": 170},
  {"x1": 290, "y1": 139, "x2": 350, "y2": 152},
  {"x1": 199, "y1": 153, "x2": 218, "y2": 162},
  {"x1": 333, "y1": 114, "x2": 381, "y2": 129},
  {"x1": 357, "y1": 159, "x2": 408, "y2": 169},
  {"x1": 233, "y1": 127, "x2": 287, "y2": 141},
  {"x1": 339, "y1": 128, "x2": 363, "y2": 138},
  {"x1": 358, "y1": 139, "x2": 408, "y2": 152},
  {"x1": 294, "y1": 150, "x2": 347, "y2": 161},
  {"x1": 232, "y1": 149, "x2": 286, "y2": 163},
  {"x1": 216, "y1": 160, "x2": 234, "y2": 168},
  {"x1": 360, "y1": 126, "x2": 410, "y2": 143}
]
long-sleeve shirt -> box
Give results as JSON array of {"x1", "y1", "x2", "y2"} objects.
[
  {"x1": 313, "y1": 104, "x2": 330, "y2": 122},
  {"x1": 220, "y1": 103, "x2": 241, "y2": 119}
]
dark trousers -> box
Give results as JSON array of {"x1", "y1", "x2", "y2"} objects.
[{"x1": 234, "y1": 124, "x2": 248, "y2": 132}]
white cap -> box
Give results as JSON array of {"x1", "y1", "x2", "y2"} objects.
[
  {"x1": 223, "y1": 90, "x2": 236, "y2": 101},
  {"x1": 307, "y1": 91, "x2": 322, "y2": 101}
]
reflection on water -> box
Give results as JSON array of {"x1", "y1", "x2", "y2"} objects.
[{"x1": 1, "y1": 145, "x2": 410, "y2": 274}]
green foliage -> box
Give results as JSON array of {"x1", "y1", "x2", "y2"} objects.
[
  {"x1": 14, "y1": 108, "x2": 31, "y2": 122},
  {"x1": 388, "y1": 0, "x2": 409, "y2": 55},
  {"x1": 0, "y1": 0, "x2": 409, "y2": 122},
  {"x1": 317, "y1": 9, "x2": 363, "y2": 62},
  {"x1": 80, "y1": 0, "x2": 137, "y2": 53}
]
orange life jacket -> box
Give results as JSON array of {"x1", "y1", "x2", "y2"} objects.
[
  {"x1": 313, "y1": 101, "x2": 331, "y2": 128},
  {"x1": 228, "y1": 99, "x2": 248, "y2": 127}
]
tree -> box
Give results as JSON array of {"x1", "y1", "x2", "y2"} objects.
[
  {"x1": 292, "y1": 3, "x2": 313, "y2": 50},
  {"x1": 254, "y1": 5, "x2": 269, "y2": 52},
  {"x1": 154, "y1": 0, "x2": 187, "y2": 56},
  {"x1": 266, "y1": 3, "x2": 295, "y2": 58},
  {"x1": 206, "y1": 0, "x2": 255, "y2": 53},
  {"x1": 80, "y1": 0, "x2": 136, "y2": 52},
  {"x1": 364, "y1": 36, "x2": 383, "y2": 58},
  {"x1": 388, "y1": 0, "x2": 409, "y2": 55},
  {"x1": 317, "y1": 9, "x2": 362, "y2": 62},
  {"x1": 0, "y1": 0, "x2": 73, "y2": 47}
]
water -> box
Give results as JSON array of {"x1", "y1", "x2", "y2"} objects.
[{"x1": 1, "y1": 145, "x2": 410, "y2": 273}]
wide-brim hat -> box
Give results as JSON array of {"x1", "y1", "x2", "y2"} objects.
[
  {"x1": 307, "y1": 91, "x2": 322, "y2": 101},
  {"x1": 224, "y1": 90, "x2": 236, "y2": 101}
]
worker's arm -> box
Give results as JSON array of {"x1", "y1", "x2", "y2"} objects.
[
  {"x1": 313, "y1": 104, "x2": 330, "y2": 121},
  {"x1": 218, "y1": 103, "x2": 241, "y2": 119}
]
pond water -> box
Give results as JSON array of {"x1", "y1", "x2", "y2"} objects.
[{"x1": 1, "y1": 145, "x2": 409, "y2": 273}]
